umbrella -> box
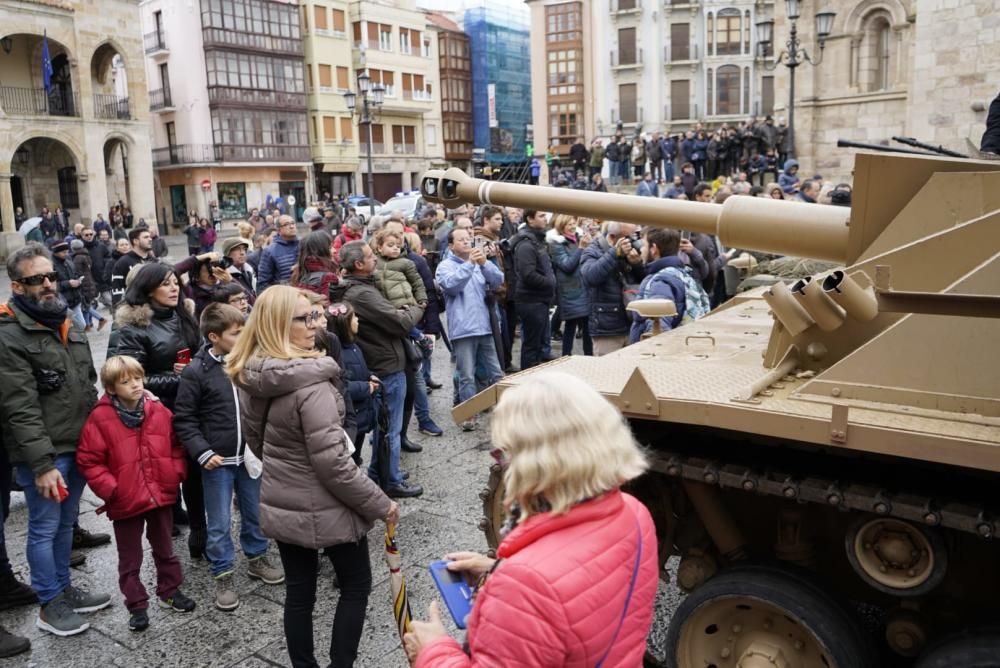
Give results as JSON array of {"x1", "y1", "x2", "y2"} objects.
[
  {"x1": 385, "y1": 522, "x2": 413, "y2": 642},
  {"x1": 18, "y1": 217, "x2": 42, "y2": 237}
]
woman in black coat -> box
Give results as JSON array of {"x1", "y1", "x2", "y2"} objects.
[{"x1": 115, "y1": 262, "x2": 207, "y2": 557}]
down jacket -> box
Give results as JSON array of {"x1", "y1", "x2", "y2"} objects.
[
  {"x1": 76, "y1": 392, "x2": 187, "y2": 521},
  {"x1": 375, "y1": 255, "x2": 428, "y2": 308},
  {"x1": 546, "y1": 231, "x2": 590, "y2": 321},
  {"x1": 236, "y1": 355, "x2": 391, "y2": 549},
  {"x1": 415, "y1": 490, "x2": 658, "y2": 668}
]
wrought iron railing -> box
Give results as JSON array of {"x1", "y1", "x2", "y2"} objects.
[
  {"x1": 152, "y1": 144, "x2": 218, "y2": 167},
  {"x1": 0, "y1": 86, "x2": 80, "y2": 117},
  {"x1": 143, "y1": 30, "x2": 167, "y2": 54},
  {"x1": 149, "y1": 88, "x2": 173, "y2": 111},
  {"x1": 93, "y1": 94, "x2": 132, "y2": 120},
  {"x1": 207, "y1": 87, "x2": 305, "y2": 108}
]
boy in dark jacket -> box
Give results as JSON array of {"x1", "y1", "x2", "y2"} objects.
[
  {"x1": 76, "y1": 356, "x2": 195, "y2": 632},
  {"x1": 172, "y1": 304, "x2": 283, "y2": 612}
]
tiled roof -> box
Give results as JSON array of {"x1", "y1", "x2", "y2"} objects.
[{"x1": 424, "y1": 11, "x2": 461, "y2": 33}]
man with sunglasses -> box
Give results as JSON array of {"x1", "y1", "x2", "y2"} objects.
[{"x1": 0, "y1": 243, "x2": 110, "y2": 637}]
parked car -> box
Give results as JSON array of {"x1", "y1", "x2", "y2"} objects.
[
  {"x1": 377, "y1": 192, "x2": 424, "y2": 221},
  {"x1": 345, "y1": 195, "x2": 383, "y2": 223}
]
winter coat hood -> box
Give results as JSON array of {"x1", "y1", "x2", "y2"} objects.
[
  {"x1": 783, "y1": 158, "x2": 799, "y2": 173},
  {"x1": 240, "y1": 355, "x2": 340, "y2": 400}
]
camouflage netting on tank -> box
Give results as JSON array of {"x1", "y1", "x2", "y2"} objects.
[{"x1": 736, "y1": 257, "x2": 840, "y2": 292}]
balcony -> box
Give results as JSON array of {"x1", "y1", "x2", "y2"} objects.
[
  {"x1": 611, "y1": 0, "x2": 642, "y2": 14},
  {"x1": 612, "y1": 107, "x2": 644, "y2": 126},
  {"x1": 152, "y1": 144, "x2": 218, "y2": 167},
  {"x1": 393, "y1": 143, "x2": 416, "y2": 154},
  {"x1": 92, "y1": 94, "x2": 132, "y2": 120},
  {"x1": 611, "y1": 49, "x2": 644, "y2": 69},
  {"x1": 664, "y1": 43, "x2": 700, "y2": 65},
  {"x1": 215, "y1": 144, "x2": 310, "y2": 163},
  {"x1": 207, "y1": 87, "x2": 306, "y2": 109},
  {"x1": 0, "y1": 86, "x2": 80, "y2": 117},
  {"x1": 143, "y1": 30, "x2": 168, "y2": 56},
  {"x1": 664, "y1": 103, "x2": 700, "y2": 122},
  {"x1": 363, "y1": 143, "x2": 386, "y2": 155},
  {"x1": 149, "y1": 88, "x2": 174, "y2": 112},
  {"x1": 202, "y1": 28, "x2": 302, "y2": 57},
  {"x1": 402, "y1": 89, "x2": 433, "y2": 102}
]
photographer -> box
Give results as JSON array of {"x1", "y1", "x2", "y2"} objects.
[
  {"x1": 187, "y1": 255, "x2": 234, "y2": 320},
  {"x1": 221, "y1": 237, "x2": 257, "y2": 305},
  {"x1": 580, "y1": 221, "x2": 644, "y2": 356}
]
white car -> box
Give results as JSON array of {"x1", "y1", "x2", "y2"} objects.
[{"x1": 377, "y1": 193, "x2": 424, "y2": 220}]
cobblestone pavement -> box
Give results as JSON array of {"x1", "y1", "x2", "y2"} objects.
[{"x1": 0, "y1": 234, "x2": 680, "y2": 667}]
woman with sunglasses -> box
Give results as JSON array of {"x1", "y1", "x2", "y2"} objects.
[
  {"x1": 227, "y1": 286, "x2": 397, "y2": 668},
  {"x1": 115, "y1": 263, "x2": 207, "y2": 557}
]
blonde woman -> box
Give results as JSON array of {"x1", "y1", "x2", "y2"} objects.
[
  {"x1": 547, "y1": 214, "x2": 593, "y2": 356},
  {"x1": 404, "y1": 371, "x2": 659, "y2": 666},
  {"x1": 227, "y1": 286, "x2": 398, "y2": 668}
]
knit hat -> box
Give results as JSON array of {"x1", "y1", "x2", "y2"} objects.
[
  {"x1": 221, "y1": 237, "x2": 251, "y2": 256},
  {"x1": 70, "y1": 239, "x2": 85, "y2": 251},
  {"x1": 302, "y1": 206, "x2": 322, "y2": 223},
  {"x1": 51, "y1": 241, "x2": 69, "y2": 253}
]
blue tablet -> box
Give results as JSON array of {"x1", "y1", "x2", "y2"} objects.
[{"x1": 428, "y1": 560, "x2": 474, "y2": 629}]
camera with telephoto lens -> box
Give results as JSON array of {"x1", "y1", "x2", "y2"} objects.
[
  {"x1": 33, "y1": 368, "x2": 66, "y2": 395},
  {"x1": 212, "y1": 256, "x2": 233, "y2": 270}
]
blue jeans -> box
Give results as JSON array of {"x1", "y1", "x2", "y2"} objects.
[
  {"x1": 69, "y1": 304, "x2": 85, "y2": 329},
  {"x1": 368, "y1": 370, "x2": 405, "y2": 486},
  {"x1": 412, "y1": 360, "x2": 432, "y2": 426},
  {"x1": 453, "y1": 335, "x2": 504, "y2": 404},
  {"x1": 421, "y1": 341, "x2": 434, "y2": 385},
  {"x1": 81, "y1": 302, "x2": 105, "y2": 328},
  {"x1": 15, "y1": 453, "x2": 86, "y2": 603},
  {"x1": 201, "y1": 465, "x2": 269, "y2": 577},
  {"x1": 663, "y1": 160, "x2": 675, "y2": 182}
]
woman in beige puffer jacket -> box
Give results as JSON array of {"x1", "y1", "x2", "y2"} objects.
[{"x1": 228, "y1": 286, "x2": 398, "y2": 668}]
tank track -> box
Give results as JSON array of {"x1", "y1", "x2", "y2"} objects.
[{"x1": 648, "y1": 450, "x2": 999, "y2": 540}]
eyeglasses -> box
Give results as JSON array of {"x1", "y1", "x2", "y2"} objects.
[
  {"x1": 228, "y1": 296, "x2": 248, "y2": 305},
  {"x1": 292, "y1": 311, "x2": 323, "y2": 326},
  {"x1": 16, "y1": 271, "x2": 59, "y2": 286},
  {"x1": 82, "y1": 233, "x2": 94, "y2": 238},
  {"x1": 327, "y1": 304, "x2": 348, "y2": 317}
]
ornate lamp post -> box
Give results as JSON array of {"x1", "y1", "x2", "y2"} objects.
[
  {"x1": 756, "y1": 0, "x2": 836, "y2": 159},
  {"x1": 344, "y1": 70, "x2": 385, "y2": 220}
]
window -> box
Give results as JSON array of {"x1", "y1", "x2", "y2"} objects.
[
  {"x1": 706, "y1": 13, "x2": 713, "y2": 55},
  {"x1": 761, "y1": 75, "x2": 774, "y2": 114},
  {"x1": 307, "y1": 64, "x2": 313, "y2": 89},
  {"x1": 318, "y1": 64, "x2": 332, "y2": 89},
  {"x1": 57, "y1": 166, "x2": 80, "y2": 209},
  {"x1": 744, "y1": 10, "x2": 751, "y2": 54},
  {"x1": 204, "y1": 51, "x2": 305, "y2": 92},
  {"x1": 399, "y1": 28, "x2": 420, "y2": 55},
  {"x1": 617, "y1": 0, "x2": 636, "y2": 10},
  {"x1": 353, "y1": 22, "x2": 362, "y2": 46},
  {"x1": 716, "y1": 9, "x2": 741, "y2": 56},
  {"x1": 368, "y1": 69, "x2": 395, "y2": 96},
  {"x1": 379, "y1": 24, "x2": 393, "y2": 51},
  {"x1": 401, "y1": 73, "x2": 427, "y2": 100},
  {"x1": 165, "y1": 121, "x2": 177, "y2": 148},
  {"x1": 323, "y1": 116, "x2": 336, "y2": 143},
  {"x1": 545, "y1": 3, "x2": 582, "y2": 43},
  {"x1": 422, "y1": 37, "x2": 432, "y2": 58},
  {"x1": 201, "y1": 0, "x2": 301, "y2": 40},
  {"x1": 211, "y1": 110, "x2": 308, "y2": 147},
  {"x1": 392, "y1": 125, "x2": 416, "y2": 153},
  {"x1": 332, "y1": 9, "x2": 345, "y2": 34},
  {"x1": 336, "y1": 66, "x2": 349, "y2": 90},
  {"x1": 670, "y1": 80, "x2": 690, "y2": 119},
  {"x1": 743, "y1": 67, "x2": 750, "y2": 114},
  {"x1": 369, "y1": 123, "x2": 385, "y2": 153},
  {"x1": 548, "y1": 102, "x2": 579, "y2": 145},
  {"x1": 874, "y1": 20, "x2": 891, "y2": 90},
  {"x1": 619, "y1": 83, "x2": 637, "y2": 123},
  {"x1": 314, "y1": 5, "x2": 327, "y2": 31},
  {"x1": 159, "y1": 63, "x2": 170, "y2": 91},
  {"x1": 715, "y1": 64, "x2": 739, "y2": 115},
  {"x1": 670, "y1": 23, "x2": 690, "y2": 61},
  {"x1": 217, "y1": 182, "x2": 247, "y2": 219},
  {"x1": 547, "y1": 49, "x2": 581, "y2": 95},
  {"x1": 425, "y1": 124, "x2": 437, "y2": 146},
  {"x1": 618, "y1": 27, "x2": 637, "y2": 65},
  {"x1": 340, "y1": 116, "x2": 353, "y2": 142}
]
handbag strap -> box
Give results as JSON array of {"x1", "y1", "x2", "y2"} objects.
[{"x1": 594, "y1": 511, "x2": 643, "y2": 668}]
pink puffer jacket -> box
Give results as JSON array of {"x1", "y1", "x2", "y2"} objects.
[{"x1": 416, "y1": 490, "x2": 658, "y2": 667}]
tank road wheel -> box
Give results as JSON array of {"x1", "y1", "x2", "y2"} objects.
[
  {"x1": 846, "y1": 516, "x2": 947, "y2": 596},
  {"x1": 915, "y1": 628, "x2": 1000, "y2": 668},
  {"x1": 664, "y1": 566, "x2": 875, "y2": 668},
  {"x1": 479, "y1": 463, "x2": 506, "y2": 553}
]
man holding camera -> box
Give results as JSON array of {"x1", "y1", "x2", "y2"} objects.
[{"x1": 580, "y1": 222, "x2": 644, "y2": 356}]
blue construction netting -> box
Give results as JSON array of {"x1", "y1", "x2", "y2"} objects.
[{"x1": 464, "y1": 3, "x2": 532, "y2": 165}]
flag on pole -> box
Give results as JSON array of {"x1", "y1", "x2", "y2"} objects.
[
  {"x1": 384, "y1": 523, "x2": 412, "y2": 642},
  {"x1": 41, "y1": 31, "x2": 53, "y2": 93}
]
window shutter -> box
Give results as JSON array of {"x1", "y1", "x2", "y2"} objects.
[
  {"x1": 670, "y1": 23, "x2": 689, "y2": 61},
  {"x1": 340, "y1": 117, "x2": 353, "y2": 141},
  {"x1": 314, "y1": 6, "x2": 327, "y2": 30},
  {"x1": 336, "y1": 66, "x2": 349, "y2": 89},
  {"x1": 333, "y1": 9, "x2": 345, "y2": 32},
  {"x1": 319, "y1": 64, "x2": 332, "y2": 88},
  {"x1": 323, "y1": 116, "x2": 336, "y2": 142},
  {"x1": 670, "y1": 80, "x2": 689, "y2": 119}
]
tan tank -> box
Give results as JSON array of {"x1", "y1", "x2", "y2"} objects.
[{"x1": 420, "y1": 152, "x2": 1000, "y2": 668}]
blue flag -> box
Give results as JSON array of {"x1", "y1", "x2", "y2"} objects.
[{"x1": 41, "y1": 31, "x2": 53, "y2": 93}]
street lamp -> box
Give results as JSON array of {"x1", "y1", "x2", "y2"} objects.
[
  {"x1": 344, "y1": 70, "x2": 385, "y2": 220},
  {"x1": 756, "y1": 4, "x2": 836, "y2": 159}
]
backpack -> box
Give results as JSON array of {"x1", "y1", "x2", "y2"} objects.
[{"x1": 658, "y1": 265, "x2": 710, "y2": 323}]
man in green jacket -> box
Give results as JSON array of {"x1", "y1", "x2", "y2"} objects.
[{"x1": 0, "y1": 243, "x2": 110, "y2": 637}]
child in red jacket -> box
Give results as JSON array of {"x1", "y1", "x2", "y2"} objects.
[{"x1": 76, "y1": 355, "x2": 196, "y2": 632}]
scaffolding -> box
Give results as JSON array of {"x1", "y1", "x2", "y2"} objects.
[{"x1": 464, "y1": 1, "x2": 532, "y2": 166}]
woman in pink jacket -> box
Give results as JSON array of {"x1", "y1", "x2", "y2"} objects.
[{"x1": 404, "y1": 371, "x2": 659, "y2": 667}]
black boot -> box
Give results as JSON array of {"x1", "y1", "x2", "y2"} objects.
[
  {"x1": 0, "y1": 626, "x2": 29, "y2": 659},
  {"x1": 400, "y1": 436, "x2": 423, "y2": 453},
  {"x1": 188, "y1": 527, "x2": 207, "y2": 560},
  {"x1": 0, "y1": 572, "x2": 37, "y2": 610},
  {"x1": 73, "y1": 526, "x2": 111, "y2": 549}
]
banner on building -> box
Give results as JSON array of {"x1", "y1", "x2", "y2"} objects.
[{"x1": 488, "y1": 83, "x2": 498, "y2": 128}]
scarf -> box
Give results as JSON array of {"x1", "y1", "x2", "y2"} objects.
[
  {"x1": 13, "y1": 294, "x2": 68, "y2": 331},
  {"x1": 111, "y1": 394, "x2": 146, "y2": 429}
]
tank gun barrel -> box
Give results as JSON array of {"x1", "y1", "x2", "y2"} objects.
[
  {"x1": 836, "y1": 139, "x2": 933, "y2": 156},
  {"x1": 420, "y1": 168, "x2": 851, "y2": 263},
  {"x1": 891, "y1": 136, "x2": 968, "y2": 158}
]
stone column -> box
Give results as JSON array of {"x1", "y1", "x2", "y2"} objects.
[{"x1": 0, "y1": 173, "x2": 15, "y2": 234}]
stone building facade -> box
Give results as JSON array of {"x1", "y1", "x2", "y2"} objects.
[
  {"x1": 775, "y1": 0, "x2": 999, "y2": 181},
  {"x1": 0, "y1": 0, "x2": 156, "y2": 255}
]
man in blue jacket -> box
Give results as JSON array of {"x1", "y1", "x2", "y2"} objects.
[
  {"x1": 256, "y1": 215, "x2": 299, "y2": 293},
  {"x1": 580, "y1": 221, "x2": 644, "y2": 355},
  {"x1": 436, "y1": 228, "x2": 505, "y2": 431}
]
